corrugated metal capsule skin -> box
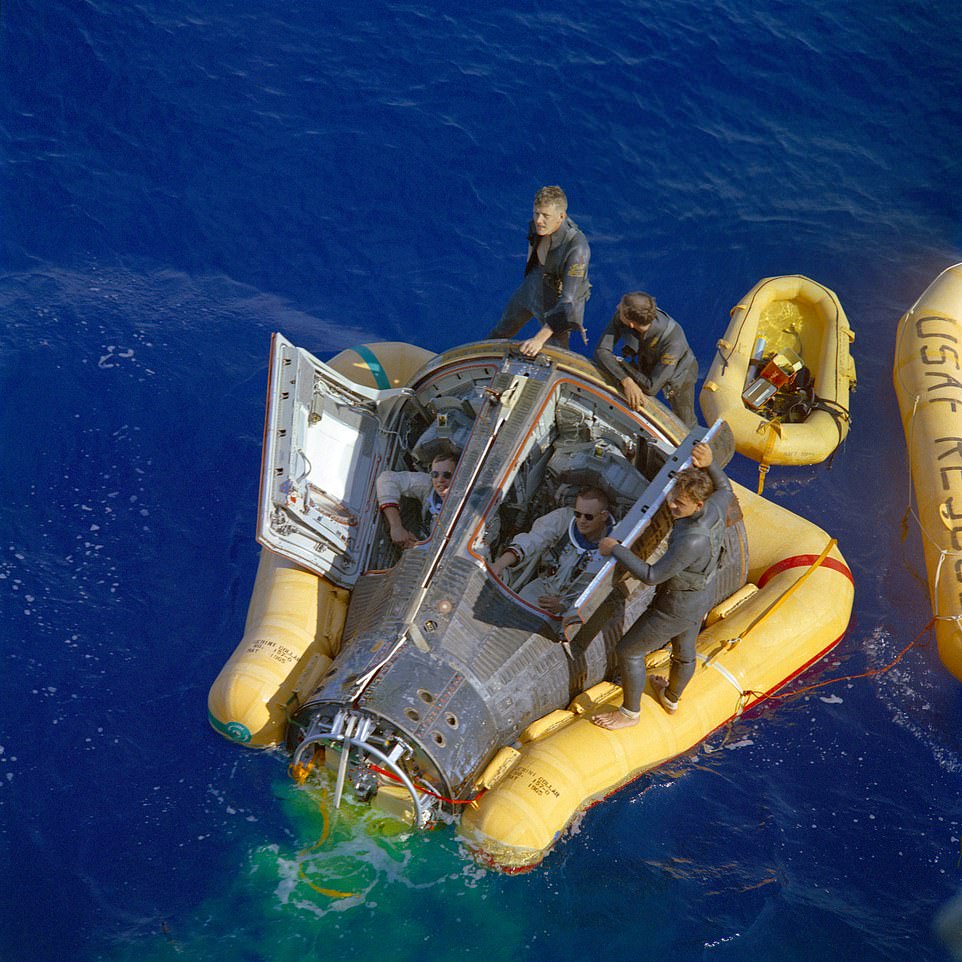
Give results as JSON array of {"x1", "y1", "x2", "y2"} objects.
[
  {"x1": 893, "y1": 263, "x2": 962, "y2": 681},
  {"x1": 288, "y1": 354, "x2": 750, "y2": 804}
]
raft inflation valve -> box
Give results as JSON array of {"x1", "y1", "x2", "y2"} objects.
[{"x1": 291, "y1": 709, "x2": 430, "y2": 827}]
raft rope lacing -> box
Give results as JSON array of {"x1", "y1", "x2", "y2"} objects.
[{"x1": 700, "y1": 538, "x2": 932, "y2": 754}]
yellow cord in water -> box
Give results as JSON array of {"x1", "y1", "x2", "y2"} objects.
[
  {"x1": 298, "y1": 871, "x2": 355, "y2": 900},
  {"x1": 295, "y1": 782, "x2": 357, "y2": 899},
  {"x1": 299, "y1": 874, "x2": 356, "y2": 899}
]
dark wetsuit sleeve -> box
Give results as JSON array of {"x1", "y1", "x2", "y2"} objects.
[
  {"x1": 632, "y1": 323, "x2": 689, "y2": 396},
  {"x1": 705, "y1": 461, "x2": 734, "y2": 516},
  {"x1": 611, "y1": 460, "x2": 732, "y2": 583},
  {"x1": 632, "y1": 359, "x2": 672, "y2": 396},
  {"x1": 542, "y1": 235, "x2": 591, "y2": 334},
  {"x1": 611, "y1": 535, "x2": 706, "y2": 585},
  {"x1": 593, "y1": 313, "x2": 636, "y2": 384}
]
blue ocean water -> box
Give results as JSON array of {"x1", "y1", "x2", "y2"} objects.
[{"x1": 2, "y1": 1, "x2": 962, "y2": 959}]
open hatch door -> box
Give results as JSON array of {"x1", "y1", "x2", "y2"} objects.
[{"x1": 257, "y1": 333, "x2": 410, "y2": 587}]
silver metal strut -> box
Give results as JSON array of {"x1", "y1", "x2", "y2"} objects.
[{"x1": 291, "y1": 709, "x2": 431, "y2": 828}]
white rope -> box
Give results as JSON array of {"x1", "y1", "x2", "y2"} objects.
[
  {"x1": 905, "y1": 393, "x2": 920, "y2": 515},
  {"x1": 695, "y1": 652, "x2": 744, "y2": 706},
  {"x1": 933, "y1": 549, "x2": 947, "y2": 619}
]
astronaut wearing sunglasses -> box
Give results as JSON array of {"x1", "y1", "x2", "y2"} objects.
[
  {"x1": 490, "y1": 487, "x2": 613, "y2": 614},
  {"x1": 376, "y1": 442, "x2": 460, "y2": 550}
]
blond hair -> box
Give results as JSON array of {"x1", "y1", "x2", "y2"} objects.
[{"x1": 533, "y1": 185, "x2": 567, "y2": 211}]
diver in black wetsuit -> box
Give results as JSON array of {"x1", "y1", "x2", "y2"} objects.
[
  {"x1": 594, "y1": 291, "x2": 699, "y2": 428},
  {"x1": 591, "y1": 441, "x2": 733, "y2": 730},
  {"x1": 488, "y1": 185, "x2": 591, "y2": 358}
]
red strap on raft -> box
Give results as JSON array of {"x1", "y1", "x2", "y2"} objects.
[{"x1": 757, "y1": 554, "x2": 853, "y2": 589}]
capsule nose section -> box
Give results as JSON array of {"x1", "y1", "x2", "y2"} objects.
[{"x1": 291, "y1": 709, "x2": 433, "y2": 829}]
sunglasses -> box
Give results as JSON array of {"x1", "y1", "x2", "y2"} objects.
[
  {"x1": 431, "y1": 470, "x2": 454, "y2": 480},
  {"x1": 573, "y1": 510, "x2": 596, "y2": 521}
]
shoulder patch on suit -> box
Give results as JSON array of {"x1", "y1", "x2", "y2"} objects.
[
  {"x1": 660, "y1": 353, "x2": 678, "y2": 365},
  {"x1": 567, "y1": 262, "x2": 587, "y2": 277}
]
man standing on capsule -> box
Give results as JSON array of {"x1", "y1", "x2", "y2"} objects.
[
  {"x1": 591, "y1": 441, "x2": 732, "y2": 730},
  {"x1": 488, "y1": 185, "x2": 591, "y2": 358}
]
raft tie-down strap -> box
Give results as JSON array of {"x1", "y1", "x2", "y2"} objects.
[
  {"x1": 756, "y1": 420, "x2": 781, "y2": 495},
  {"x1": 695, "y1": 652, "x2": 745, "y2": 708},
  {"x1": 756, "y1": 462, "x2": 769, "y2": 496}
]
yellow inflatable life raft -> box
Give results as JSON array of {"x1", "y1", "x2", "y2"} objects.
[
  {"x1": 893, "y1": 262, "x2": 962, "y2": 683},
  {"x1": 459, "y1": 481, "x2": 853, "y2": 870},
  {"x1": 208, "y1": 336, "x2": 854, "y2": 874},
  {"x1": 700, "y1": 275, "x2": 857, "y2": 492}
]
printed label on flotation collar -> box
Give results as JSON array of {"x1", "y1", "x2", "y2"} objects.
[
  {"x1": 915, "y1": 314, "x2": 962, "y2": 412},
  {"x1": 244, "y1": 637, "x2": 298, "y2": 667},
  {"x1": 505, "y1": 763, "x2": 561, "y2": 799},
  {"x1": 912, "y1": 312, "x2": 962, "y2": 608}
]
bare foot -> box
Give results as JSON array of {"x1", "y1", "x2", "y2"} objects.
[
  {"x1": 591, "y1": 708, "x2": 640, "y2": 731},
  {"x1": 651, "y1": 676, "x2": 679, "y2": 714}
]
